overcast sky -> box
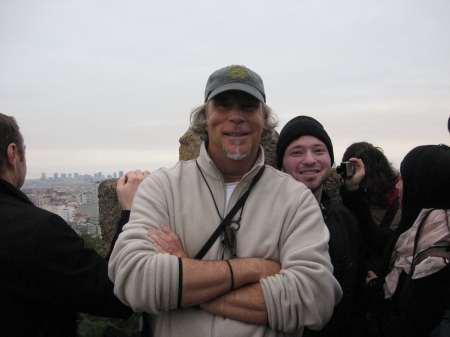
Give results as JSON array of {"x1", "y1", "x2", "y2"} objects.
[{"x1": 1, "y1": 0, "x2": 449, "y2": 179}]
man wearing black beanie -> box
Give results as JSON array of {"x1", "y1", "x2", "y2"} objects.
[
  {"x1": 276, "y1": 116, "x2": 367, "y2": 337},
  {"x1": 276, "y1": 116, "x2": 334, "y2": 171}
]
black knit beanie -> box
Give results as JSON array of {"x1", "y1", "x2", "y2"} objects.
[{"x1": 276, "y1": 116, "x2": 334, "y2": 169}]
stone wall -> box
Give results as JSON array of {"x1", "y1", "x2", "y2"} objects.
[
  {"x1": 97, "y1": 179, "x2": 122, "y2": 253},
  {"x1": 99, "y1": 129, "x2": 342, "y2": 254}
]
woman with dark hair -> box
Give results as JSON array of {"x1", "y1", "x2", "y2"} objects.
[
  {"x1": 342, "y1": 142, "x2": 401, "y2": 229},
  {"x1": 365, "y1": 144, "x2": 450, "y2": 337},
  {"x1": 340, "y1": 142, "x2": 401, "y2": 274}
]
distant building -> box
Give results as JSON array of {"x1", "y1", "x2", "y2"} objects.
[
  {"x1": 41, "y1": 205, "x2": 52, "y2": 212},
  {"x1": 32, "y1": 195, "x2": 51, "y2": 207},
  {"x1": 40, "y1": 173, "x2": 46, "y2": 181},
  {"x1": 53, "y1": 173, "x2": 58, "y2": 179},
  {"x1": 94, "y1": 172, "x2": 104, "y2": 181},
  {"x1": 77, "y1": 204, "x2": 99, "y2": 218},
  {"x1": 81, "y1": 193, "x2": 93, "y2": 205},
  {"x1": 87, "y1": 223, "x2": 101, "y2": 236},
  {"x1": 93, "y1": 182, "x2": 99, "y2": 205},
  {"x1": 119, "y1": 171, "x2": 124, "y2": 178},
  {"x1": 82, "y1": 174, "x2": 94, "y2": 183},
  {"x1": 52, "y1": 205, "x2": 77, "y2": 222}
]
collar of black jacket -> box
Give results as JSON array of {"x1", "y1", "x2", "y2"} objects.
[{"x1": 0, "y1": 178, "x2": 34, "y2": 205}]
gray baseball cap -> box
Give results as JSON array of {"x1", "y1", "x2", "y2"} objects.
[{"x1": 204, "y1": 65, "x2": 266, "y2": 103}]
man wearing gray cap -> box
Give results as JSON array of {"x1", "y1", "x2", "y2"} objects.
[{"x1": 109, "y1": 65, "x2": 342, "y2": 336}]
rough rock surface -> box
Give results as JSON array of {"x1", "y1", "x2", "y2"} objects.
[
  {"x1": 98, "y1": 179, "x2": 121, "y2": 255},
  {"x1": 178, "y1": 130, "x2": 201, "y2": 161}
]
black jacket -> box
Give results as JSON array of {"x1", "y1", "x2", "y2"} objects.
[
  {"x1": 0, "y1": 179, "x2": 132, "y2": 337},
  {"x1": 367, "y1": 266, "x2": 450, "y2": 337},
  {"x1": 304, "y1": 192, "x2": 367, "y2": 337},
  {"x1": 340, "y1": 186, "x2": 396, "y2": 275}
]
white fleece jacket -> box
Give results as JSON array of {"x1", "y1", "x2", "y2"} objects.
[{"x1": 108, "y1": 144, "x2": 342, "y2": 337}]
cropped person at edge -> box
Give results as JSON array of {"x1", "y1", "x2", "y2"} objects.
[
  {"x1": 0, "y1": 113, "x2": 138, "y2": 337},
  {"x1": 108, "y1": 65, "x2": 342, "y2": 337}
]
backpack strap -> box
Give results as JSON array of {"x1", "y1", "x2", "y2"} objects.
[
  {"x1": 412, "y1": 241, "x2": 450, "y2": 268},
  {"x1": 379, "y1": 196, "x2": 400, "y2": 229}
]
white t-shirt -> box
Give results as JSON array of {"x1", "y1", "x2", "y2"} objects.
[{"x1": 224, "y1": 182, "x2": 239, "y2": 213}]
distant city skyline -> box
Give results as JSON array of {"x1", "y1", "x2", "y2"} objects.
[{"x1": 28, "y1": 170, "x2": 125, "y2": 181}]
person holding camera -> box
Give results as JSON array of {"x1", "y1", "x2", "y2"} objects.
[
  {"x1": 342, "y1": 142, "x2": 401, "y2": 232},
  {"x1": 275, "y1": 115, "x2": 367, "y2": 337},
  {"x1": 340, "y1": 142, "x2": 401, "y2": 276}
]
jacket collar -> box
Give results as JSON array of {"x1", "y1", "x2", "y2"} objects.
[{"x1": 0, "y1": 178, "x2": 34, "y2": 205}]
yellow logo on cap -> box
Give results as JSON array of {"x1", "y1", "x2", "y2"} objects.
[{"x1": 229, "y1": 66, "x2": 248, "y2": 79}]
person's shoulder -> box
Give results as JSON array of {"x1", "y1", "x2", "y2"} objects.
[
  {"x1": 263, "y1": 165, "x2": 297, "y2": 181},
  {"x1": 263, "y1": 165, "x2": 308, "y2": 186},
  {"x1": 326, "y1": 199, "x2": 351, "y2": 212},
  {"x1": 261, "y1": 166, "x2": 315, "y2": 204},
  {"x1": 1, "y1": 191, "x2": 54, "y2": 218},
  {"x1": 2, "y1": 198, "x2": 72, "y2": 235},
  {"x1": 144, "y1": 160, "x2": 198, "y2": 181}
]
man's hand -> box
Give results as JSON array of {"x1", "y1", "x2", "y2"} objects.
[
  {"x1": 343, "y1": 158, "x2": 365, "y2": 192},
  {"x1": 148, "y1": 224, "x2": 188, "y2": 258},
  {"x1": 116, "y1": 170, "x2": 150, "y2": 210}
]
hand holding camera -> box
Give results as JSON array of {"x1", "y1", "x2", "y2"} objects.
[
  {"x1": 336, "y1": 161, "x2": 355, "y2": 178},
  {"x1": 338, "y1": 158, "x2": 365, "y2": 191}
]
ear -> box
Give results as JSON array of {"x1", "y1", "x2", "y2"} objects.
[{"x1": 6, "y1": 143, "x2": 20, "y2": 170}]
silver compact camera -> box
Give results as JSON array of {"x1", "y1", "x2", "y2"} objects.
[{"x1": 336, "y1": 161, "x2": 355, "y2": 178}]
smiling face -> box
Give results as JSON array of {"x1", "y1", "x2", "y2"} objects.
[
  {"x1": 282, "y1": 135, "x2": 332, "y2": 201},
  {"x1": 205, "y1": 90, "x2": 264, "y2": 166}
]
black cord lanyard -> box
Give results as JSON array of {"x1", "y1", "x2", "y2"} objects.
[
  {"x1": 194, "y1": 160, "x2": 265, "y2": 259},
  {"x1": 195, "y1": 160, "x2": 245, "y2": 222}
]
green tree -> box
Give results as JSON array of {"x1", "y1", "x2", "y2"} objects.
[
  {"x1": 80, "y1": 233, "x2": 104, "y2": 257},
  {"x1": 77, "y1": 313, "x2": 139, "y2": 337}
]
